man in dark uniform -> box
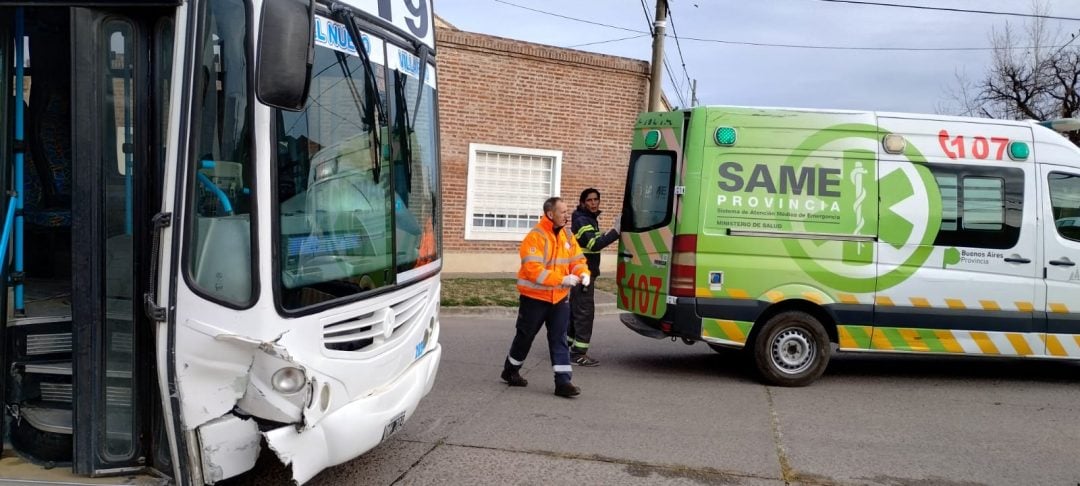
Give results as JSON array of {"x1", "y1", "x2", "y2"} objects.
[{"x1": 568, "y1": 188, "x2": 620, "y2": 366}]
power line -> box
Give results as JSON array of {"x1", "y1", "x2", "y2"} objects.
[
  {"x1": 663, "y1": 58, "x2": 687, "y2": 107},
  {"x1": 639, "y1": 1, "x2": 687, "y2": 107},
  {"x1": 666, "y1": 2, "x2": 695, "y2": 103},
  {"x1": 639, "y1": 0, "x2": 654, "y2": 35},
  {"x1": 564, "y1": 34, "x2": 649, "y2": 49},
  {"x1": 672, "y1": 35, "x2": 1023, "y2": 51},
  {"x1": 492, "y1": 0, "x2": 640, "y2": 33},
  {"x1": 491, "y1": 0, "x2": 1069, "y2": 52},
  {"x1": 813, "y1": 0, "x2": 1080, "y2": 22},
  {"x1": 1053, "y1": 29, "x2": 1080, "y2": 56}
]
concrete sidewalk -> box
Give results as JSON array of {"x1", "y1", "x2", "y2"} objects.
[{"x1": 440, "y1": 272, "x2": 619, "y2": 318}]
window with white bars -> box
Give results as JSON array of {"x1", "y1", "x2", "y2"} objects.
[{"x1": 465, "y1": 143, "x2": 562, "y2": 240}]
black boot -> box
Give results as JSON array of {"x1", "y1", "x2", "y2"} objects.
[
  {"x1": 571, "y1": 352, "x2": 600, "y2": 367},
  {"x1": 554, "y1": 382, "x2": 580, "y2": 398},
  {"x1": 501, "y1": 368, "x2": 528, "y2": 387}
]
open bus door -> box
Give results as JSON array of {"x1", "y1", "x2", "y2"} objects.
[
  {"x1": 1, "y1": 5, "x2": 176, "y2": 482},
  {"x1": 0, "y1": 9, "x2": 9, "y2": 461},
  {"x1": 69, "y1": 7, "x2": 174, "y2": 475}
]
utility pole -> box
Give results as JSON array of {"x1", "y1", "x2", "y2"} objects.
[
  {"x1": 691, "y1": 79, "x2": 698, "y2": 107},
  {"x1": 648, "y1": 0, "x2": 667, "y2": 111}
]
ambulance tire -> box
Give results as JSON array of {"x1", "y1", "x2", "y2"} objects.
[{"x1": 752, "y1": 311, "x2": 830, "y2": 387}]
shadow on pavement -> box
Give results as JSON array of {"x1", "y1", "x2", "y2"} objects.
[{"x1": 825, "y1": 352, "x2": 1080, "y2": 384}]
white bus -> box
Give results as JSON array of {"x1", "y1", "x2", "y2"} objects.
[{"x1": 0, "y1": 0, "x2": 442, "y2": 484}]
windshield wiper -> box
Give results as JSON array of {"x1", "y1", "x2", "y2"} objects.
[
  {"x1": 411, "y1": 44, "x2": 429, "y2": 128},
  {"x1": 333, "y1": 5, "x2": 386, "y2": 183},
  {"x1": 394, "y1": 72, "x2": 413, "y2": 194}
]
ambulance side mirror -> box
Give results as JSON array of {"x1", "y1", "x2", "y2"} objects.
[{"x1": 256, "y1": 0, "x2": 314, "y2": 111}]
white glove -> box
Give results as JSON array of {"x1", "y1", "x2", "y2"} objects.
[
  {"x1": 560, "y1": 275, "x2": 581, "y2": 288},
  {"x1": 581, "y1": 274, "x2": 591, "y2": 287}
]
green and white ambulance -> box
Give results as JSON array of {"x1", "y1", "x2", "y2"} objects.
[{"x1": 617, "y1": 106, "x2": 1080, "y2": 386}]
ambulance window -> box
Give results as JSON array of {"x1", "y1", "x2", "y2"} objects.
[
  {"x1": 936, "y1": 174, "x2": 959, "y2": 231},
  {"x1": 928, "y1": 164, "x2": 1022, "y2": 249},
  {"x1": 1048, "y1": 172, "x2": 1080, "y2": 242},
  {"x1": 625, "y1": 150, "x2": 676, "y2": 231},
  {"x1": 962, "y1": 177, "x2": 1004, "y2": 231}
]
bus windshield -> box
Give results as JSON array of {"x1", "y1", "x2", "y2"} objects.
[{"x1": 275, "y1": 18, "x2": 439, "y2": 310}]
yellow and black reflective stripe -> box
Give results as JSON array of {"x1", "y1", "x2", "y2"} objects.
[
  {"x1": 574, "y1": 225, "x2": 595, "y2": 240},
  {"x1": 575, "y1": 224, "x2": 606, "y2": 253}
]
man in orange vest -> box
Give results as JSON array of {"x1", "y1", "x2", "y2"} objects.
[{"x1": 501, "y1": 197, "x2": 591, "y2": 397}]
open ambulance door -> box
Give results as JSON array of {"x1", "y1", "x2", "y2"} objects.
[{"x1": 617, "y1": 111, "x2": 687, "y2": 329}]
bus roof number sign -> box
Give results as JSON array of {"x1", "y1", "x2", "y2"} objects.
[{"x1": 340, "y1": 0, "x2": 434, "y2": 49}]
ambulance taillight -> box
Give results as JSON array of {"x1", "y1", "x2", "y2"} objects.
[{"x1": 670, "y1": 235, "x2": 697, "y2": 297}]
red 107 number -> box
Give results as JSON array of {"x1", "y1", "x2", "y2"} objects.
[
  {"x1": 938, "y1": 129, "x2": 1010, "y2": 161},
  {"x1": 619, "y1": 273, "x2": 663, "y2": 315}
]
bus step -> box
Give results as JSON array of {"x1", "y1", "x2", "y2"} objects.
[
  {"x1": 7, "y1": 315, "x2": 72, "y2": 327},
  {"x1": 23, "y1": 331, "x2": 72, "y2": 356},
  {"x1": 20, "y1": 360, "x2": 132, "y2": 380},
  {"x1": 19, "y1": 406, "x2": 72, "y2": 435},
  {"x1": 11, "y1": 406, "x2": 74, "y2": 463},
  {"x1": 39, "y1": 382, "x2": 73, "y2": 403},
  {"x1": 23, "y1": 361, "x2": 72, "y2": 376}
]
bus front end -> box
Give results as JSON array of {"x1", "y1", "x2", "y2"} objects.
[{"x1": 167, "y1": 0, "x2": 442, "y2": 483}]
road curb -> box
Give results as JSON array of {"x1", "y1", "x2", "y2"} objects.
[{"x1": 440, "y1": 302, "x2": 619, "y2": 318}]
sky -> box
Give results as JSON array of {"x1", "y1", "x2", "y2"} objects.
[{"x1": 433, "y1": 0, "x2": 1080, "y2": 115}]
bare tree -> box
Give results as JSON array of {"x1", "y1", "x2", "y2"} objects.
[{"x1": 943, "y1": 1, "x2": 1080, "y2": 143}]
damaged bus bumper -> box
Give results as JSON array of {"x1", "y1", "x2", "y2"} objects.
[{"x1": 263, "y1": 343, "x2": 442, "y2": 484}]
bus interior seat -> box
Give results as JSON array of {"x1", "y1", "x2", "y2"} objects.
[
  {"x1": 22, "y1": 21, "x2": 73, "y2": 280},
  {"x1": 24, "y1": 28, "x2": 72, "y2": 228}
]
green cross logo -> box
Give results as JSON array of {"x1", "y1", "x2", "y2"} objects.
[{"x1": 781, "y1": 124, "x2": 942, "y2": 293}]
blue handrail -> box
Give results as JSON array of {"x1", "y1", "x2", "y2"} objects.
[
  {"x1": 196, "y1": 171, "x2": 234, "y2": 215},
  {"x1": 14, "y1": 8, "x2": 25, "y2": 313},
  {"x1": 123, "y1": 54, "x2": 133, "y2": 235},
  {"x1": 0, "y1": 196, "x2": 16, "y2": 281}
]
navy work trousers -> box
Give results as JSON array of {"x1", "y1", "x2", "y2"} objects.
[{"x1": 504, "y1": 295, "x2": 573, "y2": 385}]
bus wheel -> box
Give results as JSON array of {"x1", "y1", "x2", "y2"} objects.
[{"x1": 752, "y1": 311, "x2": 830, "y2": 387}]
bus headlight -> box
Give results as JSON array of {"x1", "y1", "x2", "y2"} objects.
[{"x1": 271, "y1": 367, "x2": 307, "y2": 395}]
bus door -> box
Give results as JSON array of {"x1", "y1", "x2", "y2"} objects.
[
  {"x1": 618, "y1": 111, "x2": 687, "y2": 324},
  {"x1": 69, "y1": 7, "x2": 173, "y2": 475}
]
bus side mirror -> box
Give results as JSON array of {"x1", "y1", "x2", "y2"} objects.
[{"x1": 256, "y1": 0, "x2": 314, "y2": 111}]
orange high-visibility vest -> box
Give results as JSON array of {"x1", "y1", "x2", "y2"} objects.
[{"x1": 516, "y1": 216, "x2": 590, "y2": 303}]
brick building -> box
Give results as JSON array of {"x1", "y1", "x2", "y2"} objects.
[{"x1": 436, "y1": 20, "x2": 664, "y2": 274}]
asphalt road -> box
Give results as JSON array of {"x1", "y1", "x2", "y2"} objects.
[{"x1": 230, "y1": 314, "x2": 1080, "y2": 485}]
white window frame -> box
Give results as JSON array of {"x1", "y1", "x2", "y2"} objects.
[{"x1": 465, "y1": 143, "x2": 562, "y2": 241}]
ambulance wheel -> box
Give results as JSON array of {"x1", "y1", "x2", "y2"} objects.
[{"x1": 752, "y1": 311, "x2": 830, "y2": 387}]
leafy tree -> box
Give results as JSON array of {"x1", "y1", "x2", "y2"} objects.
[{"x1": 942, "y1": 2, "x2": 1080, "y2": 144}]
